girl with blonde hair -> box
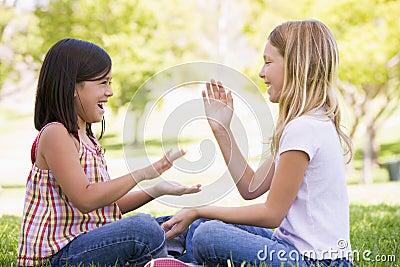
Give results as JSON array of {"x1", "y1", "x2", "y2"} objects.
[{"x1": 162, "y1": 20, "x2": 353, "y2": 267}]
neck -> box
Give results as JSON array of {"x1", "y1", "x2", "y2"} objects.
[{"x1": 77, "y1": 117, "x2": 87, "y2": 136}]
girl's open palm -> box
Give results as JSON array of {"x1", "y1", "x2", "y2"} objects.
[
  {"x1": 202, "y1": 80, "x2": 234, "y2": 133},
  {"x1": 153, "y1": 180, "x2": 201, "y2": 197}
]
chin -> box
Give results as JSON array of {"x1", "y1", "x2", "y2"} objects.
[
  {"x1": 89, "y1": 117, "x2": 103, "y2": 124},
  {"x1": 268, "y1": 96, "x2": 278, "y2": 103}
]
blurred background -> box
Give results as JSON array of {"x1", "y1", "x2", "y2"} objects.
[{"x1": 1, "y1": 0, "x2": 400, "y2": 216}]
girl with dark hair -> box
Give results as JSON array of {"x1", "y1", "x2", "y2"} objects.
[{"x1": 17, "y1": 38, "x2": 201, "y2": 267}]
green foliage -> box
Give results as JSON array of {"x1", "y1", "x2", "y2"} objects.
[
  {"x1": 0, "y1": 3, "x2": 43, "y2": 90},
  {"x1": 33, "y1": 0, "x2": 199, "y2": 113},
  {"x1": 0, "y1": 4, "x2": 15, "y2": 35},
  {"x1": 1, "y1": 0, "x2": 400, "y2": 184},
  {"x1": 379, "y1": 141, "x2": 400, "y2": 160},
  {"x1": 320, "y1": 0, "x2": 400, "y2": 89},
  {"x1": 243, "y1": 0, "x2": 400, "y2": 183}
]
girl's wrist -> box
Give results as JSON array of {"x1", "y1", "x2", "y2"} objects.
[
  {"x1": 130, "y1": 170, "x2": 144, "y2": 184},
  {"x1": 212, "y1": 127, "x2": 231, "y2": 137},
  {"x1": 190, "y1": 207, "x2": 201, "y2": 220},
  {"x1": 145, "y1": 186, "x2": 161, "y2": 199}
]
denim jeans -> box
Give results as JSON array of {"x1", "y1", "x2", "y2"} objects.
[
  {"x1": 155, "y1": 216, "x2": 188, "y2": 258},
  {"x1": 188, "y1": 220, "x2": 353, "y2": 267},
  {"x1": 178, "y1": 218, "x2": 208, "y2": 263},
  {"x1": 50, "y1": 213, "x2": 167, "y2": 267}
]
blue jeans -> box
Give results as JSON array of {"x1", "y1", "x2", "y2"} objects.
[
  {"x1": 178, "y1": 218, "x2": 208, "y2": 263},
  {"x1": 185, "y1": 220, "x2": 353, "y2": 267},
  {"x1": 50, "y1": 213, "x2": 167, "y2": 267}
]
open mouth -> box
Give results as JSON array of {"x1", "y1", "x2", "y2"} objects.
[{"x1": 97, "y1": 102, "x2": 105, "y2": 110}]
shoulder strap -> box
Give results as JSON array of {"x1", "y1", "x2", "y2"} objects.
[{"x1": 30, "y1": 122, "x2": 72, "y2": 164}]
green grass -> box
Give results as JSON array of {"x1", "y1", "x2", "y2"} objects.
[
  {"x1": 350, "y1": 205, "x2": 399, "y2": 266},
  {"x1": 1, "y1": 205, "x2": 399, "y2": 267},
  {"x1": 0, "y1": 215, "x2": 19, "y2": 266}
]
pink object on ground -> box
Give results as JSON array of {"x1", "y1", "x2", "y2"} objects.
[{"x1": 144, "y1": 258, "x2": 191, "y2": 267}]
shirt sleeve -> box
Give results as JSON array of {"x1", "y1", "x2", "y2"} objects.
[{"x1": 279, "y1": 117, "x2": 319, "y2": 161}]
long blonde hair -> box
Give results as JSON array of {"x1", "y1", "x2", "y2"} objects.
[{"x1": 269, "y1": 20, "x2": 352, "y2": 161}]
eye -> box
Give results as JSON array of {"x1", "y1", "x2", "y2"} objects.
[{"x1": 101, "y1": 80, "x2": 112, "y2": 85}]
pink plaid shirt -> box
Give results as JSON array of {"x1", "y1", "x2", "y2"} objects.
[{"x1": 17, "y1": 123, "x2": 122, "y2": 266}]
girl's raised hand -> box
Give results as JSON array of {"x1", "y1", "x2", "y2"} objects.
[
  {"x1": 138, "y1": 149, "x2": 185, "y2": 182},
  {"x1": 202, "y1": 80, "x2": 234, "y2": 134}
]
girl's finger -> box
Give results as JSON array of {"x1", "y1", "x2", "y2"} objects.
[
  {"x1": 186, "y1": 185, "x2": 202, "y2": 194},
  {"x1": 166, "y1": 149, "x2": 185, "y2": 163},
  {"x1": 227, "y1": 90, "x2": 233, "y2": 108},
  {"x1": 218, "y1": 81, "x2": 227, "y2": 101},
  {"x1": 165, "y1": 229, "x2": 176, "y2": 240},
  {"x1": 211, "y1": 79, "x2": 220, "y2": 99},
  {"x1": 202, "y1": 90, "x2": 208, "y2": 104},
  {"x1": 206, "y1": 82, "x2": 214, "y2": 100},
  {"x1": 161, "y1": 219, "x2": 174, "y2": 231}
]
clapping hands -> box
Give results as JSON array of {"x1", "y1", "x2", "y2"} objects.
[{"x1": 202, "y1": 79, "x2": 234, "y2": 134}]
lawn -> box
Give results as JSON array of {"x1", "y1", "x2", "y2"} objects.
[
  {"x1": 1, "y1": 106, "x2": 400, "y2": 266},
  {"x1": 1, "y1": 203, "x2": 399, "y2": 267}
]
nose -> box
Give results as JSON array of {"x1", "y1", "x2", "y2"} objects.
[
  {"x1": 258, "y1": 65, "x2": 265, "y2": 79},
  {"x1": 106, "y1": 86, "x2": 113, "y2": 97}
]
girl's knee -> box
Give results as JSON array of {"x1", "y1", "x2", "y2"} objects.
[
  {"x1": 124, "y1": 214, "x2": 167, "y2": 261},
  {"x1": 133, "y1": 213, "x2": 164, "y2": 234},
  {"x1": 192, "y1": 220, "x2": 225, "y2": 246},
  {"x1": 120, "y1": 214, "x2": 165, "y2": 246},
  {"x1": 192, "y1": 221, "x2": 229, "y2": 265}
]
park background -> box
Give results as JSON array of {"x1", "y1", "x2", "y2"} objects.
[{"x1": 0, "y1": 0, "x2": 399, "y2": 266}]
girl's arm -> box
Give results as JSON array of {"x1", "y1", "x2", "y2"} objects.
[
  {"x1": 213, "y1": 128, "x2": 275, "y2": 200},
  {"x1": 36, "y1": 124, "x2": 192, "y2": 213},
  {"x1": 162, "y1": 150, "x2": 308, "y2": 239},
  {"x1": 203, "y1": 81, "x2": 274, "y2": 200}
]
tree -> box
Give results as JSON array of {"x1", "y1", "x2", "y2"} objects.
[
  {"x1": 319, "y1": 0, "x2": 400, "y2": 183},
  {"x1": 0, "y1": 4, "x2": 16, "y2": 92},
  {"x1": 0, "y1": 3, "x2": 42, "y2": 97},
  {"x1": 244, "y1": 0, "x2": 400, "y2": 183},
  {"x1": 32, "y1": 0, "x2": 202, "y2": 144}
]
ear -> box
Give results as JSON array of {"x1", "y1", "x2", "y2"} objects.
[{"x1": 74, "y1": 82, "x2": 83, "y2": 97}]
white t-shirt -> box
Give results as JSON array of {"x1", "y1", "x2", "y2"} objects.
[{"x1": 272, "y1": 108, "x2": 351, "y2": 260}]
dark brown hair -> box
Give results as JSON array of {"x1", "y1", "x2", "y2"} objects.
[{"x1": 34, "y1": 38, "x2": 112, "y2": 138}]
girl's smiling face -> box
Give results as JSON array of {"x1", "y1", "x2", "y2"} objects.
[
  {"x1": 258, "y1": 41, "x2": 285, "y2": 103},
  {"x1": 74, "y1": 72, "x2": 113, "y2": 127}
]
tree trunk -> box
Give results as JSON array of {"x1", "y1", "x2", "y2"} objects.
[
  {"x1": 132, "y1": 112, "x2": 141, "y2": 146},
  {"x1": 362, "y1": 119, "x2": 375, "y2": 184}
]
